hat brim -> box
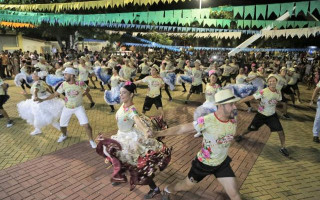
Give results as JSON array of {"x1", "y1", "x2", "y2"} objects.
[
  {"x1": 215, "y1": 97, "x2": 241, "y2": 105},
  {"x1": 267, "y1": 75, "x2": 278, "y2": 82},
  {"x1": 63, "y1": 71, "x2": 75, "y2": 75}
]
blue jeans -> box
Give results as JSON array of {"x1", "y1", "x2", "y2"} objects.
[{"x1": 313, "y1": 100, "x2": 320, "y2": 137}]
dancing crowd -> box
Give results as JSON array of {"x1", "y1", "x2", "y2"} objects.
[{"x1": 0, "y1": 47, "x2": 320, "y2": 199}]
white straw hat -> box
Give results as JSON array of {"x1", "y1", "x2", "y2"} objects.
[
  {"x1": 289, "y1": 67, "x2": 295, "y2": 72},
  {"x1": 267, "y1": 74, "x2": 278, "y2": 82},
  {"x1": 151, "y1": 64, "x2": 159, "y2": 72},
  {"x1": 194, "y1": 59, "x2": 201, "y2": 65},
  {"x1": 63, "y1": 67, "x2": 76, "y2": 75},
  {"x1": 215, "y1": 89, "x2": 241, "y2": 105}
]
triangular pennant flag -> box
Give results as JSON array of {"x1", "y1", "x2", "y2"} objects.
[
  {"x1": 286, "y1": 21, "x2": 295, "y2": 28},
  {"x1": 280, "y1": 2, "x2": 294, "y2": 16},
  {"x1": 295, "y1": 1, "x2": 309, "y2": 16},
  {"x1": 268, "y1": 3, "x2": 280, "y2": 18},
  {"x1": 147, "y1": 11, "x2": 155, "y2": 23},
  {"x1": 308, "y1": 21, "x2": 317, "y2": 27},
  {"x1": 256, "y1": 5, "x2": 266, "y2": 19},
  {"x1": 237, "y1": 20, "x2": 244, "y2": 29},
  {"x1": 275, "y1": 21, "x2": 287, "y2": 29},
  {"x1": 174, "y1": 10, "x2": 182, "y2": 18},
  {"x1": 191, "y1": 9, "x2": 201, "y2": 19},
  {"x1": 165, "y1": 10, "x2": 174, "y2": 24},
  {"x1": 252, "y1": 20, "x2": 265, "y2": 28},
  {"x1": 295, "y1": 21, "x2": 308, "y2": 28},
  {"x1": 244, "y1": 5, "x2": 255, "y2": 19},
  {"x1": 243, "y1": 20, "x2": 251, "y2": 28},
  {"x1": 202, "y1": 8, "x2": 211, "y2": 18},
  {"x1": 222, "y1": 19, "x2": 231, "y2": 28},
  {"x1": 233, "y1": 6, "x2": 243, "y2": 18},
  {"x1": 183, "y1": 9, "x2": 191, "y2": 18},
  {"x1": 310, "y1": 1, "x2": 320, "y2": 13},
  {"x1": 216, "y1": 19, "x2": 223, "y2": 28}
]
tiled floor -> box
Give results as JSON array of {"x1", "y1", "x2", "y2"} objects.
[{"x1": 0, "y1": 79, "x2": 319, "y2": 199}]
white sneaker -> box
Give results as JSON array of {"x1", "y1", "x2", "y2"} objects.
[
  {"x1": 89, "y1": 140, "x2": 97, "y2": 148},
  {"x1": 30, "y1": 129, "x2": 42, "y2": 136},
  {"x1": 247, "y1": 107, "x2": 253, "y2": 113},
  {"x1": 6, "y1": 120, "x2": 14, "y2": 128},
  {"x1": 57, "y1": 134, "x2": 67, "y2": 143},
  {"x1": 194, "y1": 132, "x2": 202, "y2": 138}
]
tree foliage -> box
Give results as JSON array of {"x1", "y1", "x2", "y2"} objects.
[
  {"x1": 211, "y1": 11, "x2": 233, "y2": 19},
  {"x1": 145, "y1": 32, "x2": 173, "y2": 45}
]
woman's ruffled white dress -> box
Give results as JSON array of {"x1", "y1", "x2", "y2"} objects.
[
  {"x1": 111, "y1": 104, "x2": 164, "y2": 165},
  {"x1": 17, "y1": 80, "x2": 64, "y2": 130},
  {"x1": 104, "y1": 75, "x2": 123, "y2": 105}
]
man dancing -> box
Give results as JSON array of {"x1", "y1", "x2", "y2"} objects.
[
  {"x1": 37, "y1": 68, "x2": 97, "y2": 148},
  {"x1": 154, "y1": 89, "x2": 242, "y2": 200},
  {"x1": 234, "y1": 75, "x2": 289, "y2": 157}
]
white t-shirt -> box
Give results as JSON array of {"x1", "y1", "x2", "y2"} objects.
[
  {"x1": 77, "y1": 64, "x2": 90, "y2": 81},
  {"x1": 110, "y1": 75, "x2": 121, "y2": 88},
  {"x1": 220, "y1": 64, "x2": 233, "y2": 76},
  {"x1": 193, "y1": 113, "x2": 236, "y2": 166},
  {"x1": 288, "y1": 73, "x2": 300, "y2": 85},
  {"x1": 176, "y1": 58, "x2": 185, "y2": 69},
  {"x1": 142, "y1": 76, "x2": 164, "y2": 97},
  {"x1": 253, "y1": 87, "x2": 282, "y2": 116},
  {"x1": 230, "y1": 63, "x2": 239, "y2": 74},
  {"x1": 192, "y1": 69, "x2": 203, "y2": 86},
  {"x1": 121, "y1": 65, "x2": 136, "y2": 80},
  {"x1": 274, "y1": 74, "x2": 287, "y2": 91},
  {"x1": 139, "y1": 63, "x2": 149, "y2": 75}
]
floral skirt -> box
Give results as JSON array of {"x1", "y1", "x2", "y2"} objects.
[{"x1": 96, "y1": 131, "x2": 171, "y2": 191}]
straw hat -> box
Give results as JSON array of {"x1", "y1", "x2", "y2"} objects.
[
  {"x1": 288, "y1": 68, "x2": 295, "y2": 72},
  {"x1": 63, "y1": 62, "x2": 72, "y2": 68},
  {"x1": 194, "y1": 59, "x2": 201, "y2": 65},
  {"x1": 63, "y1": 67, "x2": 76, "y2": 75},
  {"x1": 280, "y1": 67, "x2": 287, "y2": 71},
  {"x1": 151, "y1": 64, "x2": 159, "y2": 72},
  {"x1": 79, "y1": 56, "x2": 86, "y2": 61},
  {"x1": 215, "y1": 89, "x2": 241, "y2": 105},
  {"x1": 267, "y1": 74, "x2": 278, "y2": 82}
]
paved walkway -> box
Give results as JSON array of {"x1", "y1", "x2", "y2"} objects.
[{"x1": 0, "y1": 79, "x2": 319, "y2": 200}]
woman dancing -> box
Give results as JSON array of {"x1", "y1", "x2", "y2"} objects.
[
  {"x1": 17, "y1": 68, "x2": 64, "y2": 135},
  {"x1": 46, "y1": 61, "x2": 65, "y2": 91},
  {"x1": 177, "y1": 60, "x2": 192, "y2": 92},
  {"x1": 14, "y1": 60, "x2": 34, "y2": 94},
  {"x1": 160, "y1": 62, "x2": 176, "y2": 101},
  {"x1": 104, "y1": 65, "x2": 125, "y2": 112},
  {"x1": 96, "y1": 82, "x2": 171, "y2": 199}
]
